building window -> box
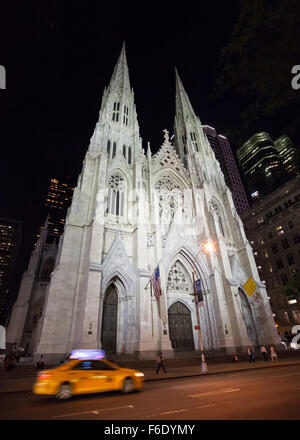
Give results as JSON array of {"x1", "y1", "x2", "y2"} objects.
[
  {"x1": 276, "y1": 258, "x2": 284, "y2": 269},
  {"x1": 267, "y1": 231, "x2": 273, "y2": 240},
  {"x1": 107, "y1": 174, "x2": 125, "y2": 217},
  {"x1": 107, "y1": 140, "x2": 111, "y2": 157},
  {"x1": 112, "y1": 142, "x2": 117, "y2": 158},
  {"x1": 123, "y1": 105, "x2": 129, "y2": 125},
  {"x1": 271, "y1": 243, "x2": 279, "y2": 254},
  {"x1": 128, "y1": 147, "x2": 132, "y2": 165},
  {"x1": 123, "y1": 145, "x2": 126, "y2": 159},
  {"x1": 281, "y1": 238, "x2": 290, "y2": 249},
  {"x1": 280, "y1": 273, "x2": 289, "y2": 285},
  {"x1": 190, "y1": 132, "x2": 198, "y2": 151},
  {"x1": 283, "y1": 311, "x2": 290, "y2": 323},
  {"x1": 288, "y1": 220, "x2": 294, "y2": 230},
  {"x1": 292, "y1": 310, "x2": 300, "y2": 322},
  {"x1": 286, "y1": 254, "x2": 295, "y2": 265},
  {"x1": 293, "y1": 235, "x2": 300, "y2": 245},
  {"x1": 112, "y1": 102, "x2": 120, "y2": 122}
]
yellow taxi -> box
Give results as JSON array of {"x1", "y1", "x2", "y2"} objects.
[{"x1": 33, "y1": 350, "x2": 144, "y2": 400}]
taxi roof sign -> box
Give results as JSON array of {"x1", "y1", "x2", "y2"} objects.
[
  {"x1": 243, "y1": 277, "x2": 257, "y2": 297},
  {"x1": 70, "y1": 350, "x2": 105, "y2": 360}
]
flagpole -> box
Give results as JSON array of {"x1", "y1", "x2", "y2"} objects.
[{"x1": 193, "y1": 248, "x2": 208, "y2": 373}]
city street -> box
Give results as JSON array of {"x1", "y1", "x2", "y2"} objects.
[{"x1": 0, "y1": 364, "x2": 300, "y2": 420}]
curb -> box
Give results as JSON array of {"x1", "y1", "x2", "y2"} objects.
[{"x1": 1, "y1": 360, "x2": 300, "y2": 395}]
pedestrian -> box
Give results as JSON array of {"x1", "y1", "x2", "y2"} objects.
[
  {"x1": 156, "y1": 352, "x2": 167, "y2": 374},
  {"x1": 247, "y1": 346, "x2": 255, "y2": 363},
  {"x1": 270, "y1": 346, "x2": 278, "y2": 362},
  {"x1": 36, "y1": 354, "x2": 45, "y2": 370},
  {"x1": 260, "y1": 345, "x2": 268, "y2": 362}
]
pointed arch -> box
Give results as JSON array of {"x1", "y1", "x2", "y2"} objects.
[{"x1": 167, "y1": 260, "x2": 193, "y2": 293}]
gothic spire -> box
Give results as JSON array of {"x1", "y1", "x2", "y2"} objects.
[
  {"x1": 175, "y1": 68, "x2": 198, "y2": 124},
  {"x1": 100, "y1": 43, "x2": 132, "y2": 113}
]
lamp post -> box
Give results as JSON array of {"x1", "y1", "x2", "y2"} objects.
[{"x1": 191, "y1": 241, "x2": 214, "y2": 373}]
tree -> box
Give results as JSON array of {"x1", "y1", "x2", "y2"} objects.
[{"x1": 212, "y1": 0, "x2": 300, "y2": 148}]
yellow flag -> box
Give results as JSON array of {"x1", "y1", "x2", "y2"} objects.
[{"x1": 243, "y1": 277, "x2": 256, "y2": 297}]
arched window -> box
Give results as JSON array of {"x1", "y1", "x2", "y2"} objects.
[
  {"x1": 128, "y1": 147, "x2": 132, "y2": 164},
  {"x1": 112, "y1": 102, "x2": 120, "y2": 122},
  {"x1": 123, "y1": 145, "x2": 126, "y2": 159},
  {"x1": 107, "y1": 174, "x2": 125, "y2": 218},
  {"x1": 107, "y1": 140, "x2": 111, "y2": 157},
  {"x1": 123, "y1": 105, "x2": 129, "y2": 125},
  {"x1": 112, "y1": 142, "x2": 117, "y2": 158},
  {"x1": 190, "y1": 132, "x2": 198, "y2": 152}
]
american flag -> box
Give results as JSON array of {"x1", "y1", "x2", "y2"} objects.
[{"x1": 151, "y1": 266, "x2": 162, "y2": 300}]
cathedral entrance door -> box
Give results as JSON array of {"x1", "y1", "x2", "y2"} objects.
[
  {"x1": 168, "y1": 302, "x2": 194, "y2": 352},
  {"x1": 101, "y1": 285, "x2": 118, "y2": 355}
]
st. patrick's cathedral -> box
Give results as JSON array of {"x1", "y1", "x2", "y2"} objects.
[{"x1": 7, "y1": 45, "x2": 281, "y2": 362}]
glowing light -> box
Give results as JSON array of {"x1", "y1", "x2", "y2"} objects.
[
  {"x1": 203, "y1": 242, "x2": 214, "y2": 253},
  {"x1": 70, "y1": 349, "x2": 105, "y2": 360}
]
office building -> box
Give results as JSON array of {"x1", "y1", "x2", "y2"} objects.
[
  {"x1": 237, "y1": 132, "x2": 289, "y2": 199},
  {"x1": 241, "y1": 175, "x2": 300, "y2": 334},
  {"x1": 203, "y1": 125, "x2": 249, "y2": 214}
]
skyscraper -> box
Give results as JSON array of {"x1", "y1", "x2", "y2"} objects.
[
  {"x1": 7, "y1": 45, "x2": 280, "y2": 362},
  {"x1": 274, "y1": 135, "x2": 297, "y2": 176},
  {"x1": 37, "y1": 176, "x2": 75, "y2": 239},
  {"x1": 203, "y1": 125, "x2": 249, "y2": 214},
  {"x1": 0, "y1": 219, "x2": 21, "y2": 326},
  {"x1": 237, "y1": 132, "x2": 289, "y2": 200}
]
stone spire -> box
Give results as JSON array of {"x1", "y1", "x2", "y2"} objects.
[
  {"x1": 100, "y1": 42, "x2": 132, "y2": 114},
  {"x1": 175, "y1": 68, "x2": 198, "y2": 124},
  {"x1": 174, "y1": 68, "x2": 206, "y2": 161}
]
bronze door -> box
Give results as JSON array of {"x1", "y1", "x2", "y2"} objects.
[
  {"x1": 168, "y1": 302, "x2": 195, "y2": 351},
  {"x1": 101, "y1": 285, "x2": 118, "y2": 354}
]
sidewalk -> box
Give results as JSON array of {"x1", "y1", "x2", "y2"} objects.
[{"x1": 1, "y1": 357, "x2": 300, "y2": 395}]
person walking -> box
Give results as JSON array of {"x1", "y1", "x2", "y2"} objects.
[
  {"x1": 270, "y1": 346, "x2": 278, "y2": 362},
  {"x1": 247, "y1": 346, "x2": 255, "y2": 363},
  {"x1": 36, "y1": 354, "x2": 45, "y2": 370},
  {"x1": 156, "y1": 352, "x2": 167, "y2": 374},
  {"x1": 260, "y1": 345, "x2": 268, "y2": 362}
]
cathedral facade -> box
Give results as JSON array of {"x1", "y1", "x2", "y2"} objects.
[{"x1": 7, "y1": 45, "x2": 280, "y2": 362}]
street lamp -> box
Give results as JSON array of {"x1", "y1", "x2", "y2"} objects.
[{"x1": 191, "y1": 241, "x2": 214, "y2": 373}]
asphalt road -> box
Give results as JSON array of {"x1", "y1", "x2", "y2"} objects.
[{"x1": 1, "y1": 364, "x2": 300, "y2": 420}]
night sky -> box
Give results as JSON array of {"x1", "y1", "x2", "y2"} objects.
[{"x1": 0, "y1": 1, "x2": 299, "y2": 300}]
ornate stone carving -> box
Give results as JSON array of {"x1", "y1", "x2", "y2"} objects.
[{"x1": 167, "y1": 261, "x2": 192, "y2": 292}]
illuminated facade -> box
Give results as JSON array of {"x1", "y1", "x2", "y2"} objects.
[
  {"x1": 7, "y1": 45, "x2": 280, "y2": 361},
  {"x1": 237, "y1": 132, "x2": 289, "y2": 199},
  {"x1": 203, "y1": 125, "x2": 249, "y2": 214},
  {"x1": 0, "y1": 219, "x2": 21, "y2": 326},
  {"x1": 241, "y1": 175, "x2": 300, "y2": 334}
]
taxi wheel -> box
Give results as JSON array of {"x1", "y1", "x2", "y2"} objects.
[
  {"x1": 122, "y1": 377, "x2": 135, "y2": 394},
  {"x1": 56, "y1": 383, "x2": 73, "y2": 400}
]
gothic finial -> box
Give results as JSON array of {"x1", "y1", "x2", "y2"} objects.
[{"x1": 163, "y1": 129, "x2": 169, "y2": 143}]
